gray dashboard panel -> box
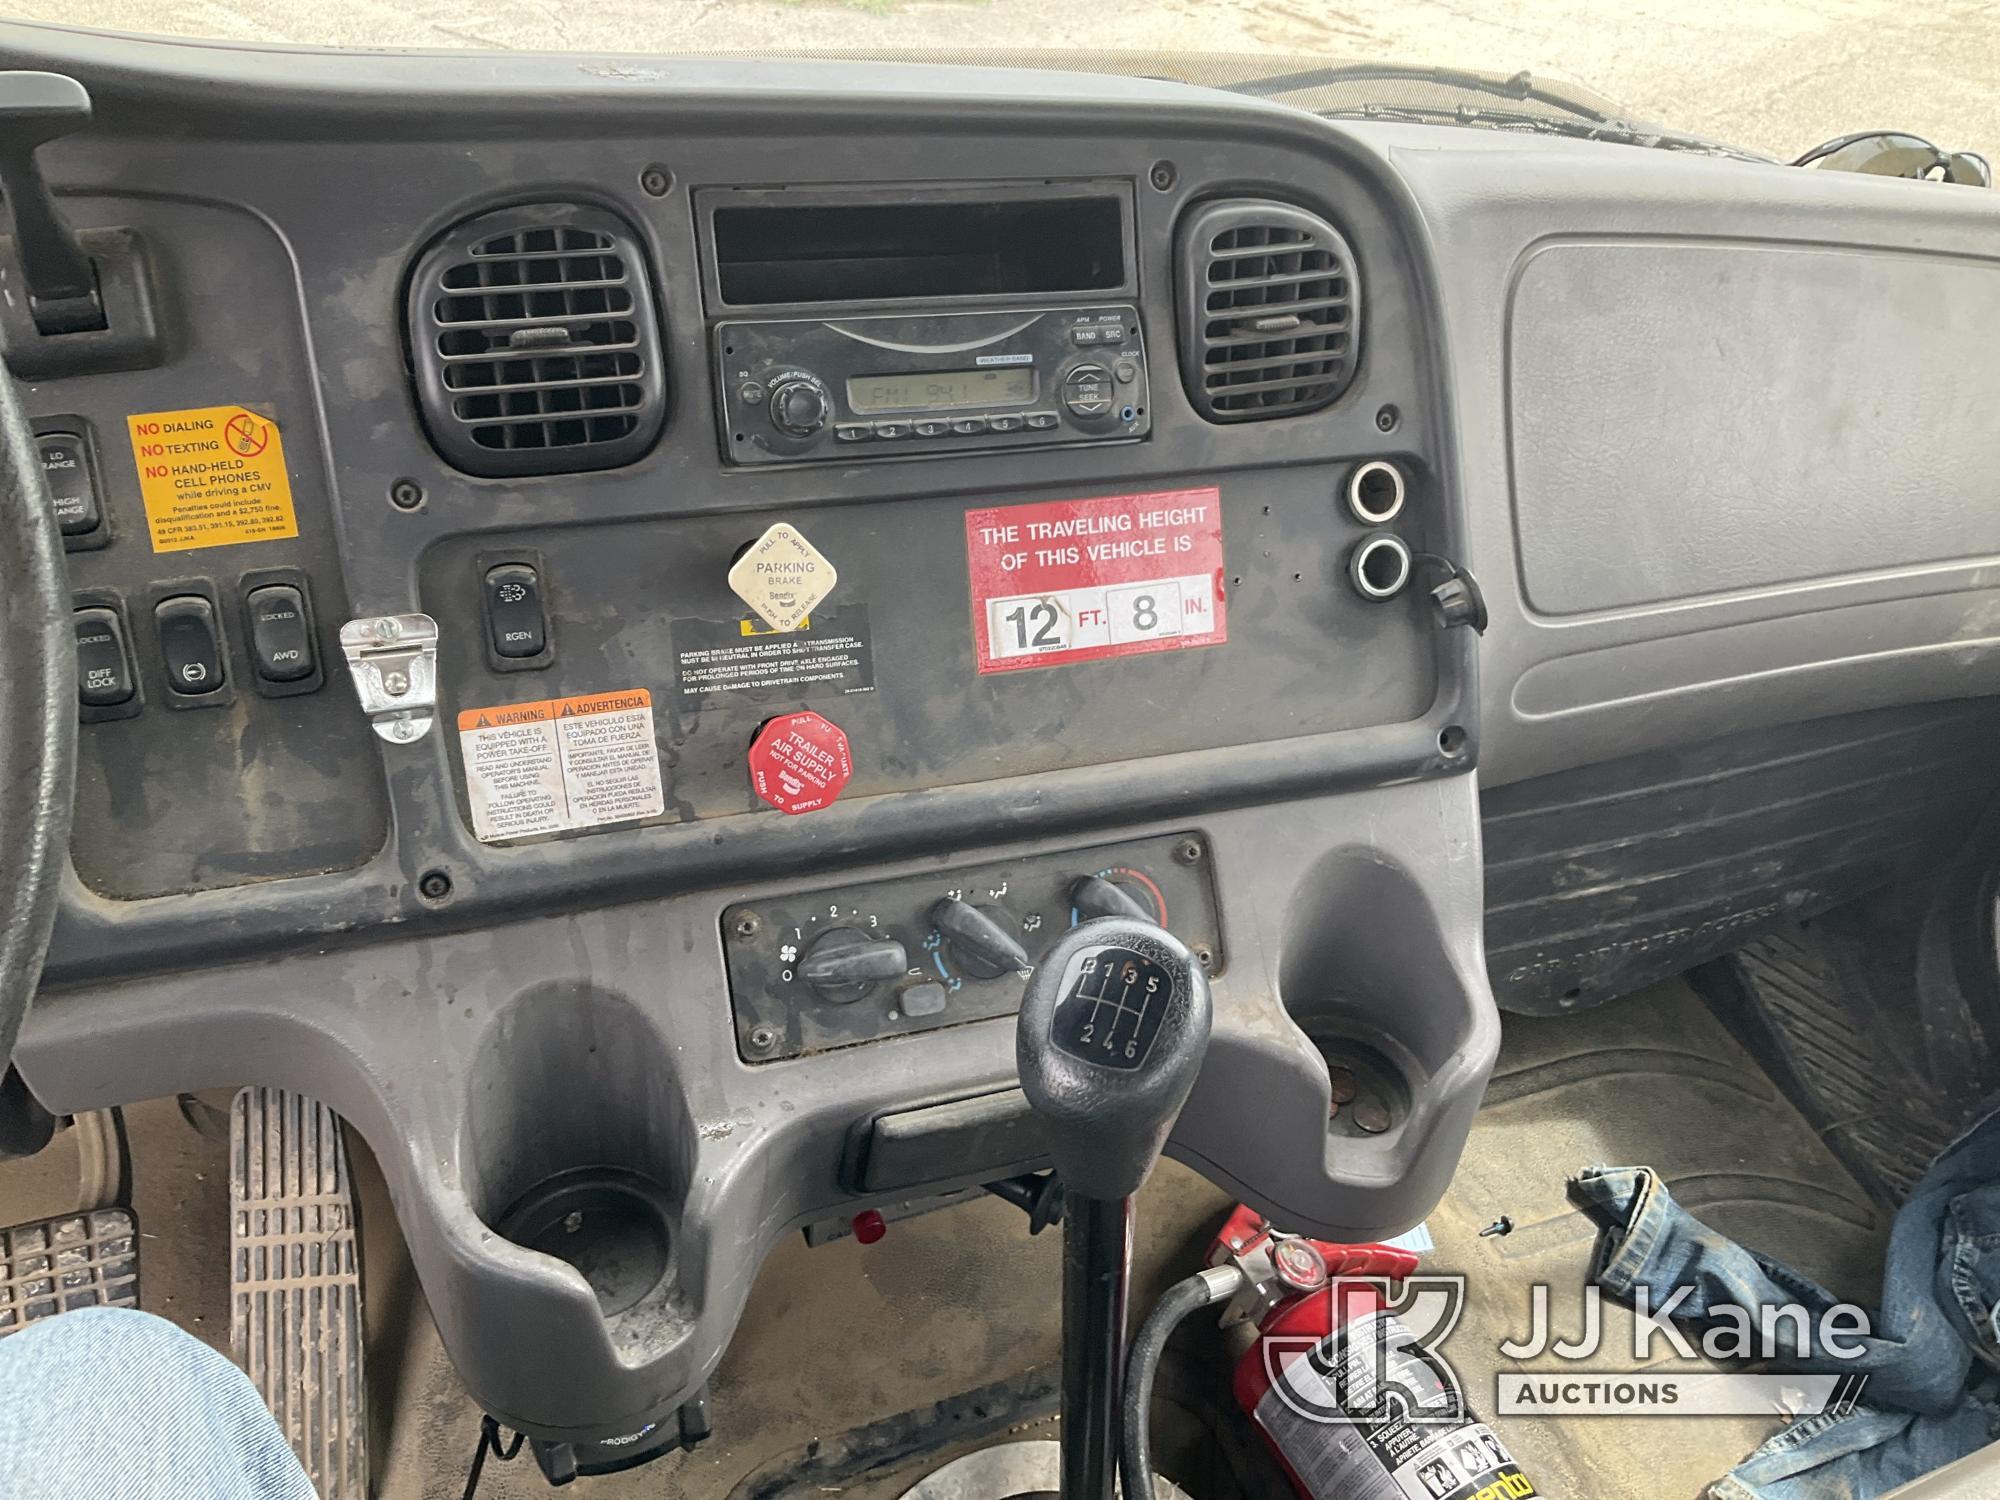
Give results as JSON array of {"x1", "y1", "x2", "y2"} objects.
[
  {"x1": 1511, "y1": 238, "x2": 2000, "y2": 615},
  {"x1": 1375, "y1": 125, "x2": 2000, "y2": 785}
]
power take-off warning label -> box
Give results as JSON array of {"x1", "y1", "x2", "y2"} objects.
[
  {"x1": 457, "y1": 690, "x2": 665, "y2": 843},
  {"x1": 965, "y1": 486, "x2": 1226, "y2": 673}
]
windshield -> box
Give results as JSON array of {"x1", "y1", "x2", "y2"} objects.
[{"x1": 7, "y1": 5, "x2": 1993, "y2": 165}]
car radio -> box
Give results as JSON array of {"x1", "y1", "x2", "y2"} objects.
[{"x1": 715, "y1": 304, "x2": 1151, "y2": 465}]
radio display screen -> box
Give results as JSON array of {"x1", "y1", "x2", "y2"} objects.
[{"x1": 846, "y1": 367, "x2": 1036, "y2": 415}]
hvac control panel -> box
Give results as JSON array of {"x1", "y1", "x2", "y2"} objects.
[{"x1": 722, "y1": 832, "x2": 1221, "y2": 1062}]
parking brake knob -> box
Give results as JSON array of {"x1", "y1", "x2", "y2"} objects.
[{"x1": 1017, "y1": 917, "x2": 1212, "y2": 1202}]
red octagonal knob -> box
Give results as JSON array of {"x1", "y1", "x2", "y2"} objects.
[{"x1": 747, "y1": 711, "x2": 853, "y2": 816}]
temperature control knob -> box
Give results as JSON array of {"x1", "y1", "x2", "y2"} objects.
[
  {"x1": 1069, "y1": 874, "x2": 1152, "y2": 924},
  {"x1": 769, "y1": 377, "x2": 831, "y2": 437},
  {"x1": 929, "y1": 897, "x2": 1031, "y2": 980},
  {"x1": 801, "y1": 927, "x2": 907, "y2": 1004}
]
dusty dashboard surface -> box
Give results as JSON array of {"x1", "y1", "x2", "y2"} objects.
[
  {"x1": 17, "y1": 22, "x2": 1997, "y2": 1459},
  {"x1": 2, "y1": 28, "x2": 1495, "y2": 1445}
]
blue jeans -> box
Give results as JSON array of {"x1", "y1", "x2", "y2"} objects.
[
  {"x1": 1575, "y1": 1105, "x2": 2000, "y2": 1498},
  {"x1": 0, "y1": 1306, "x2": 315, "y2": 1499}
]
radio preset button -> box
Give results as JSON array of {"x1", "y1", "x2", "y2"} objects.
[
  {"x1": 1025, "y1": 411, "x2": 1060, "y2": 430},
  {"x1": 950, "y1": 417, "x2": 988, "y2": 435},
  {"x1": 835, "y1": 423, "x2": 871, "y2": 443},
  {"x1": 913, "y1": 419, "x2": 951, "y2": 438},
  {"x1": 988, "y1": 414, "x2": 1025, "y2": 433},
  {"x1": 873, "y1": 421, "x2": 911, "y2": 439}
]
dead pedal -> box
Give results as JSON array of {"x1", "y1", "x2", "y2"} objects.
[
  {"x1": 0, "y1": 1207, "x2": 140, "y2": 1336},
  {"x1": 230, "y1": 1086, "x2": 367, "y2": 1500}
]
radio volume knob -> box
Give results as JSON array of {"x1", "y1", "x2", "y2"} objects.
[{"x1": 769, "y1": 377, "x2": 831, "y2": 437}]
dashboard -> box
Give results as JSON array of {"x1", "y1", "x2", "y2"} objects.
[{"x1": 7, "y1": 24, "x2": 1999, "y2": 1452}]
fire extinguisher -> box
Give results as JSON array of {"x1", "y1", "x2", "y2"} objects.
[{"x1": 1120, "y1": 1205, "x2": 1539, "y2": 1500}]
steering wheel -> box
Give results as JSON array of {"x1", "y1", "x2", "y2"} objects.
[{"x1": 0, "y1": 369, "x2": 76, "y2": 1076}]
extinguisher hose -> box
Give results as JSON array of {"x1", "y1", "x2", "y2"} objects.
[{"x1": 1121, "y1": 1265, "x2": 1243, "y2": 1500}]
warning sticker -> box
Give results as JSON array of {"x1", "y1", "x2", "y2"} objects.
[
  {"x1": 127, "y1": 405, "x2": 299, "y2": 553},
  {"x1": 455, "y1": 690, "x2": 664, "y2": 843},
  {"x1": 965, "y1": 486, "x2": 1226, "y2": 673},
  {"x1": 673, "y1": 606, "x2": 876, "y2": 703}
]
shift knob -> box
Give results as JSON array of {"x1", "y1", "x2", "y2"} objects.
[{"x1": 1016, "y1": 918, "x2": 1212, "y2": 1201}]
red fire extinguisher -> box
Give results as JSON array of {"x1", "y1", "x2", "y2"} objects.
[{"x1": 1204, "y1": 1206, "x2": 1538, "y2": 1500}]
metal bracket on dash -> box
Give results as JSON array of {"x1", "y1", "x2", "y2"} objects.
[{"x1": 338, "y1": 614, "x2": 440, "y2": 744}]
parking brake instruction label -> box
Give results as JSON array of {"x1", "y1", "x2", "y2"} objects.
[
  {"x1": 457, "y1": 690, "x2": 664, "y2": 842},
  {"x1": 964, "y1": 486, "x2": 1226, "y2": 673},
  {"x1": 127, "y1": 404, "x2": 299, "y2": 552}
]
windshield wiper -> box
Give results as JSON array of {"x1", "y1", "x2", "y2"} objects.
[
  {"x1": 1225, "y1": 63, "x2": 1614, "y2": 121},
  {"x1": 1314, "y1": 100, "x2": 1771, "y2": 162}
]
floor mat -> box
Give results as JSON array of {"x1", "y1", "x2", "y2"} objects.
[
  {"x1": 1693, "y1": 921, "x2": 1969, "y2": 1208},
  {"x1": 1421, "y1": 979, "x2": 1890, "y2": 1500}
]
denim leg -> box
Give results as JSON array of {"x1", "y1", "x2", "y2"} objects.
[{"x1": 0, "y1": 1307, "x2": 316, "y2": 1500}]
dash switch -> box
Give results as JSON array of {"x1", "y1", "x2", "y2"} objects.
[
  {"x1": 484, "y1": 563, "x2": 547, "y2": 660},
  {"x1": 245, "y1": 584, "x2": 314, "y2": 683},
  {"x1": 74, "y1": 607, "x2": 134, "y2": 707},
  {"x1": 39, "y1": 432, "x2": 100, "y2": 536},
  {"x1": 155, "y1": 595, "x2": 225, "y2": 696}
]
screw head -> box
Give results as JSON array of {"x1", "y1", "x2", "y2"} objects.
[
  {"x1": 382, "y1": 718, "x2": 424, "y2": 743},
  {"x1": 1193, "y1": 945, "x2": 1214, "y2": 970},
  {"x1": 639, "y1": 163, "x2": 672, "y2": 197},
  {"x1": 417, "y1": 869, "x2": 453, "y2": 902},
  {"x1": 1174, "y1": 838, "x2": 1203, "y2": 865},
  {"x1": 389, "y1": 478, "x2": 424, "y2": 510},
  {"x1": 1375, "y1": 405, "x2": 1399, "y2": 433},
  {"x1": 732, "y1": 912, "x2": 762, "y2": 940},
  {"x1": 747, "y1": 1024, "x2": 779, "y2": 1053},
  {"x1": 1148, "y1": 160, "x2": 1178, "y2": 191}
]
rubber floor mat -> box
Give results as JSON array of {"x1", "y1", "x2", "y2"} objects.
[
  {"x1": 1693, "y1": 927, "x2": 1959, "y2": 1208},
  {"x1": 231, "y1": 1086, "x2": 367, "y2": 1500},
  {"x1": 0, "y1": 1208, "x2": 140, "y2": 1335},
  {"x1": 1422, "y1": 979, "x2": 1890, "y2": 1500}
]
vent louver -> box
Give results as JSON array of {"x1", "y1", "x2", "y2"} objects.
[
  {"x1": 1177, "y1": 200, "x2": 1360, "y2": 423},
  {"x1": 406, "y1": 204, "x2": 665, "y2": 477}
]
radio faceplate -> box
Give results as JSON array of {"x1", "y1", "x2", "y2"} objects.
[{"x1": 715, "y1": 304, "x2": 1150, "y2": 465}]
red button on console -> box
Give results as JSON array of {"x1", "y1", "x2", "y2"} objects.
[{"x1": 747, "y1": 711, "x2": 854, "y2": 816}]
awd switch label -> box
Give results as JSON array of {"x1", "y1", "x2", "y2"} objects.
[
  {"x1": 127, "y1": 405, "x2": 299, "y2": 552},
  {"x1": 457, "y1": 690, "x2": 664, "y2": 843},
  {"x1": 965, "y1": 487, "x2": 1226, "y2": 673}
]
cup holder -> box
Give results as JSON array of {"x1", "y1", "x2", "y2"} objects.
[
  {"x1": 497, "y1": 1167, "x2": 678, "y2": 1318},
  {"x1": 1309, "y1": 1035, "x2": 1413, "y2": 1141},
  {"x1": 460, "y1": 981, "x2": 697, "y2": 1341}
]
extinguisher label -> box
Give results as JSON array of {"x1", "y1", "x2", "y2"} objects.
[{"x1": 1254, "y1": 1311, "x2": 1537, "y2": 1500}]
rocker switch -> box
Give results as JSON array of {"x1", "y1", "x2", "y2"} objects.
[{"x1": 484, "y1": 563, "x2": 546, "y2": 659}]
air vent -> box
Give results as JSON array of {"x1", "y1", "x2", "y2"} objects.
[
  {"x1": 1177, "y1": 200, "x2": 1360, "y2": 422},
  {"x1": 406, "y1": 204, "x2": 666, "y2": 477}
]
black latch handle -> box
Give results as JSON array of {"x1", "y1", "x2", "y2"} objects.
[{"x1": 0, "y1": 72, "x2": 104, "y2": 334}]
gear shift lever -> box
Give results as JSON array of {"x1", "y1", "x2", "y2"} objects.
[{"x1": 1018, "y1": 918, "x2": 1212, "y2": 1500}]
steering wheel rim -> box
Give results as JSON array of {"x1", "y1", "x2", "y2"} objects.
[{"x1": 0, "y1": 368, "x2": 76, "y2": 1076}]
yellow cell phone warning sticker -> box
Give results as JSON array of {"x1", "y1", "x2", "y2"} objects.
[{"x1": 127, "y1": 405, "x2": 299, "y2": 553}]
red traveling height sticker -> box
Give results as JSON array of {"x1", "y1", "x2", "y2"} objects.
[{"x1": 964, "y1": 486, "x2": 1227, "y2": 674}]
